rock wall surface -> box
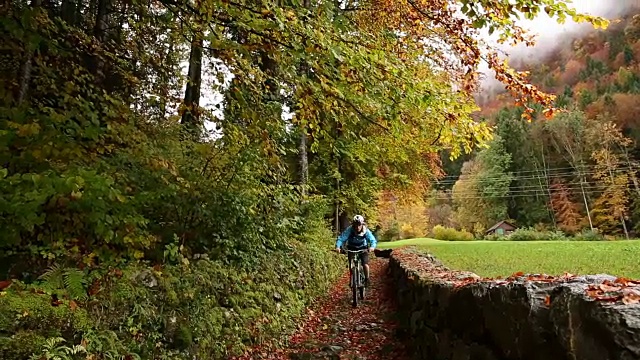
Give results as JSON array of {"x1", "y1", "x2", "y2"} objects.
[{"x1": 389, "y1": 247, "x2": 640, "y2": 360}]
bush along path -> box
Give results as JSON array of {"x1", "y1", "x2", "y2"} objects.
[{"x1": 232, "y1": 257, "x2": 408, "y2": 359}]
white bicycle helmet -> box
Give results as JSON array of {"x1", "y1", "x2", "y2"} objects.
[{"x1": 352, "y1": 215, "x2": 365, "y2": 225}]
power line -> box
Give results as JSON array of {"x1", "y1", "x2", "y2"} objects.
[
  {"x1": 444, "y1": 183, "x2": 632, "y2": 198},
  {"x1": 433, "y1": 166, "x2": 638, "y2": 185},
  {"x1": 435, "y1": 165, "x2": 600, "y2": 179}
]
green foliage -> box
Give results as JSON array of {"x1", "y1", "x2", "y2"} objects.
[
  {"x1": 580, "y1": 57, "x2": 608, "y2": 81},
  {"x1": 572, "y1": 229, "x2": 605, "y2": 241},
  {"x1": 431, "y1": 225, "x2": 474, "y2": 241},
  {"x1": 506, "y1": 228, "x2": 567, "y2": 241},
  {"x1": 38, "y1": 265, "x2": 87, "y2": 301},
  {"x1": 0, "y1": 242, "x2": 342, "y2": 359},
  {"x1": 28, "y1": 338, "x2": 86, "y2": 360},
  {"x1": 380, "y1": 222, "x2": 401, "y2": 242},
  {"x1": 452, "y1": 135, "x2": 513, "y2": 231},
  {"x1": 0, "y1": 283, "x2": 92, "y2": 358}
]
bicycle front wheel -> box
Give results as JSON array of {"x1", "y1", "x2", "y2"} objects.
[
  {"x1": 351, "y1": 267, "x2": 358, "y2": 307},
  {"x1": 358, "y1": 264, "x2": 366, "y2": 300}
]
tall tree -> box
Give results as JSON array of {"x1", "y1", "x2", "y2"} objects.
[
  {"x1": 475, "y1": 135, "x2": 514, "y2": 225},
  {"x1": 587, "y1": 120, "x2": 631, "y2": 237},
  {"x1": 549, "y1": 181, "x2": 583, "y2": 234},
  {"x1": 544, "y1": 110, "x2": 594, "y2": 230}
]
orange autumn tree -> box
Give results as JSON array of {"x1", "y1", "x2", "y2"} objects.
[
  {"x1": 373, "y1": 181, "x2": 430, "y2": 241},
  {"x1": 549, "y1": 181, "x2": 584, "y2": 234},
  {"x1": 350, "y1": 0, "x2": 609, "y2": 120}
]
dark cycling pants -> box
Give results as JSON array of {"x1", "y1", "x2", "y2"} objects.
[{"x1": 346, "y1": 245, "x2": 369, "y2": 265}]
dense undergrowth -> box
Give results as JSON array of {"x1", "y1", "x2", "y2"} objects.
[
  {"x1": 0, "y1": 3, "x2": 344, "y2": 358},
  {"x1": 1, "y1": 242, "x2": 341, "y2": 359}
]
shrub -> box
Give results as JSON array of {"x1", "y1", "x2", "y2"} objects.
[
  {"x1": 380, "y1": 222, "x2": 401, "y2": 242},
  {"x1": 507, "y1": 228, "x2": 567, "y2": 241},
  {"x1": 431, "y1": 225, "x2": 474, "y2": 241},
  {"x1": 572, "y1": 229, "x2": 605, "y2": 241}
]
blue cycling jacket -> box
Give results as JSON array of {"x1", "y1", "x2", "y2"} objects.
[{"x1": 336, "y1": 225, "x2": 377, "y2": 249}]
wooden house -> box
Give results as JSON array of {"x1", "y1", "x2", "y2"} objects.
[{"x1": 485, "y1": 220, "x2": 517, "y2": 236}]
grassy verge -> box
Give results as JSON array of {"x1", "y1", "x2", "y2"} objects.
[{"x1": 379, "y1": 238, "x2": 640, "y2": 279}]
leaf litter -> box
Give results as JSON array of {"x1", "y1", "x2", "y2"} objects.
[{"x1": 232, "y1": 258, "x2": 408, "y2": 359}]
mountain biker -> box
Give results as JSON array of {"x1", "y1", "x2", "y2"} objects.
[{"x1": 334, "y1": 215, "x2": 377, "y2": 286}]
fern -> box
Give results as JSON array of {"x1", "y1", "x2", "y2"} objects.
[
  {"x1": 39, "y1": 263, "x2": 64, "y2": 290},
  {"x1": 39, "y1": 264, "x2": 87, "y2": 301},
  {"x1": 63, "y1": 268, "x2": 87, "y2": 301},
  {"x1": 29, "y1": 337, "x2": 86, "y2": 360}
]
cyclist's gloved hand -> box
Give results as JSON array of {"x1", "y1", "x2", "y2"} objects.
[
  {"x1": 368, "y1": 247, "x2": 374, "y2": 253},
  {"x1": 334, "y1": 247, "x2": 342, "y2": 253}
]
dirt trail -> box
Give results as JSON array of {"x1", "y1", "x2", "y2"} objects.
[{"x1": 234, "y1": 258, "x2": 409, "y2": 359}]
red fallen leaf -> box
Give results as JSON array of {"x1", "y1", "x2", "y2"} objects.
[
  {"x1": 69, "y1": 300, "x2": 78, "y2": 311},
  {"x1": 544, "y1": 295, "x2": 551, "y2": 306},
  {"x1": 621, "y1": 288, "x2": 640, "y2": 304},
  {"x1": 599, "y1": 283, "x2": 620, "y2": 293},
  {"x1": 88, "y1": 280, "x2": 101, "y2": 296},
  {"x1": 512, "y1": 271, "x2": 524, "y2": 277},
  {"x1": 594, "y1": 294, "x2": 623, "y2": 302},
  {"x1": 0, "y1": 280, "x2": 12, "y2": 291},
  {"x1": 614, "y1": 277, "x2": 640, "y2": 286}
]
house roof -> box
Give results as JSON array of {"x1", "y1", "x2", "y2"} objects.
[{"x1": 485, "y1": 220, "x2": 517, "y2": 233}]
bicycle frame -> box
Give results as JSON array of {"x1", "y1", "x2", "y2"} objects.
[{"x1": 343, "y1": 248, "x2": 367, "y2": 307}]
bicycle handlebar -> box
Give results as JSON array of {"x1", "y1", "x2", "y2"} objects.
[{"x1": 342, "y1": 248, "x2": 368, "y2": 254}]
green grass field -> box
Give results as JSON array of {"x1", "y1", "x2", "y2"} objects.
[{"x1": 378, "y1": 238, "x2": 640, "y2": 279}]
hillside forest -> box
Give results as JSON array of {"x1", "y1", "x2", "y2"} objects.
[
  {"x1": 0, "y1": 0, "x2": 608, "y2": 358},
  {"x1": 377, "y1": 5, "x2": 640, "y2": 241}
]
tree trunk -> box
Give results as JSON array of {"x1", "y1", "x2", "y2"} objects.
[
  {"x1": 181, "y1": 30, "x2": 203, "y2": 135},
  {"x1": 296, "y1": 0, "x2": 312, "y2": 195},
  {"x1": 61, "y1": 0, "x2": 77, "y2": 25},
  {"x1": 298, "y1": 130, "x2": 308, "y2": 193},
  {"x1": 334, "y1": 155, "x2": 340, "y2": 235},
  {"x1": 92, "y1": 0, "x2": 109, "y2": 84},
  {"x1": 579, "y1": 172, "x2": 594, "y2": 231},
  {"x1": 16, "y1": 0, "x2": 42, "y2": 104},
  {"x1": 540, "y1": 144, "x2": 557, "y2": 229}
]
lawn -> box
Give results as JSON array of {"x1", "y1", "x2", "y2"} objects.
[{"x1": 378, "y1": 238, "x2": 640, "y2": 279}]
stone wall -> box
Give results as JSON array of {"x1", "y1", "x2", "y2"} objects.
[{"x1": 389, "y1": 248, "x2": 640, "y2": 360}]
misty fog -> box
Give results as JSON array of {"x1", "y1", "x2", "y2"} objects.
[{"x1": 477, "y1": 0, "x2": 640, "y2": 98}]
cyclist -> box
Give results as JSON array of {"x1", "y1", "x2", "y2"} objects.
[{"x1": 335, "y1": 215, "x2": 377, "y2": 286}]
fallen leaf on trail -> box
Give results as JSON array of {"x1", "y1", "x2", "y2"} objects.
[
  {"x1": 544, "y1": 295, "x2": 551, "y2": 306},
  {"x1": 0, "y1": 280, "x2": 12, "y2": 291},
  {"x1": 230, "y1": 258, "x2": 408, "y2": 360},
  {"x1": 69, "y1": 300, "x2": 78, "y2": 311}
]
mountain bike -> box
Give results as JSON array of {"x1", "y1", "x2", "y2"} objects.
[{"x1": 343, "y1": 248, "x2": 367, "y2": 307}]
